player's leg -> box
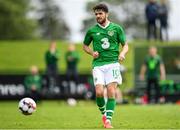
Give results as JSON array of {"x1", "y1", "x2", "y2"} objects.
[
  {"x1": 93, "y1": 67, "x2": 106, "y2": 115},
  {"x1": 153, "y1": 22, "x2": 157, "y2": 40},
  {"x1": 106, "y1": 82, "x2": 117, "y2": 122},
  {"x1": 147, "y1": 22, "x2": 151, "y2": 40},
  {"x1": 147, "y1": 79, "x2": 152, "y2": 103},
  {"x1": 96, "y1": 84, "x2": 106, "y2": 115},
  {"x1": 154, "y1": 79, "x2": 160, "y2": 103},
  {"x1": 104, "y1": 63, "x2": 122, "y2": 128},
  {"x1": 115, "y1": 87, "x2": 123, "y2": 104}
]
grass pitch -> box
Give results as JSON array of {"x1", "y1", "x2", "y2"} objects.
[{"x1": 0, "y1": 100, "x2": 180, "y2": 129}]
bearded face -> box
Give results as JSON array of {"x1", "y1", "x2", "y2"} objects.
[{"x1": 94, "y1": 10, "x2": 108, "y2": 25}]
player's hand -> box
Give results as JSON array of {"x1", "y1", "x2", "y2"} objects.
[
  {"x1": 92, "y1": 51, "x2": 99, "y2": 59},
  {"x1": 68, "y1": 56, "x2": 73, "y2": 61},
  {"x1": 31, "y1": 85, "x2": 36, "y2": 91},
  {"x1": 119, "y1": 52, "x2": 125, "y2": 62}
]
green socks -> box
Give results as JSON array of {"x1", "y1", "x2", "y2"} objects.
[
  {"x1": 96, "y1": 97, "x2": 116, "y2": 122},
  {"x1": 96, "y1": 97, "x2": 106, "y2": 115},
  {"x1": 106, "y1": 98, "x2": 116, "y2": 121}
]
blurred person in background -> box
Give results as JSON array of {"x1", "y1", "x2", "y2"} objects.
[
  {"x1": 45, "y1": 41, "x2": 60, "y2": 88},
  {"x1": 65, "y1": 44, "x2": 80, "y2": 85},
  {"x1": 24, "y1": 65, "x2": 42, "y2": 101},
  {"x1": 145, "y1": 0, "x2": 159, "y2": 40},
  {"x1": 140, "y1": 46, "x2": 166, "y2": 104},
  {"x1": 158, "y1": 0, "x2": 169, "y2": 41}
]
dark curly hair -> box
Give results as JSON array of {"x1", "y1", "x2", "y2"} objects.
[{"x1": 93, "y1": 3, "x2": 109, "y2": 13}]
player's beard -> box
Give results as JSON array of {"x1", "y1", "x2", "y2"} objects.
[{"x1": 96, "y1": 16, "x2": 107, "y2": 25}]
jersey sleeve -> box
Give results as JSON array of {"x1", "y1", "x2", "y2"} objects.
[
  {"x1": 117, "y1": 26, "x2": 126, "y2": 45},
  {"x1": 83, "y1": 29, "x2": 92, "y2": 46}
]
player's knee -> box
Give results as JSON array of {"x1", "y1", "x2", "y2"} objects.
[
  {"x1": 107, "y1": 86, "x2": 116, "y2": 93},
  {"x1": 95, "y1": 87, "x2": 104, "y2": 97},
  {"x1": 107, "y1": 87, "x2": 116, "y2": 98},
  {"x1": 96, "y1": 92, "x2": 103, "y2": 97}
]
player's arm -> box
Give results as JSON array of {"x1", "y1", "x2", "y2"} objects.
[
  {"x1": 83, "y1": 44, "x2": 99, "y2": 58},
  {"x1": 139, "y1": 64, "x2": 146, "y2": 81},
  {"x1": 118, "y1": 25, "x2": 128, "y2": 61},
  {"x1": 83, "y1": 29, "x2": 99, "y2": 58},
  {"x1": 160, "y1": 63, "x2": 166, "y2": 80},
  {"x1": 119, "y1": 42, "x2": 128, "y2": 61}
]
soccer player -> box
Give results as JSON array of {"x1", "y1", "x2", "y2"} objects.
[
  {"x1": 83, "y1": 3, "x2": 128, "y2": 128},
  {"x1": 45, "y1": 41, "x2": 60, "y2": 88},
  {"x1": 65, "y1": 44, "x2": 79, "y2": 85},
  {"x1": 140, "y1": 46, "x2": 166, "y2": 103},
  {"x1": 24, "y1": 65, "x2": 42, "y2": 101}
]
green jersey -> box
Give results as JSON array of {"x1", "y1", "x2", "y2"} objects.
[
  {"x1": 83, "y1": 22, "x2": 126, "y2": 67},
  {"x1": 65, "y1": 51, "x2": 79, "y2": 70},
  {"x1": 144, "y1": 55, "x2": 163, "y2": 79},
  {"x1": 24, "y1": 75, "x2": 42, "y2": 92},
  {"x1": 45, "y1": 50, "x2": 59, "y2": 66}
]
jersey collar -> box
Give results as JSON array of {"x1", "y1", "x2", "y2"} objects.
[{"x1": 97, "y1": 21, "x2": 110, "y2": 29}]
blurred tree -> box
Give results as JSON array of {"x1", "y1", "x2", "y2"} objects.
[
  {"x1": 38, "y1": 0, "x2": 70, "y2": 40},
  {"x1": 82, "y1": 0, "x2": 146, "y2": 39},
  {"x1": 0, "y1": 0, "x2": 37, "y2": 39}
]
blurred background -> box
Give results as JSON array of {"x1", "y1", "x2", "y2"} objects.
[{"x1": 0, "y1": 0, "x2": 180, "y2": 104}]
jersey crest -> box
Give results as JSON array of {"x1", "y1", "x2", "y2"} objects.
[{"x1": 108, "y1": 30, "x2": 114, "y2": 36}]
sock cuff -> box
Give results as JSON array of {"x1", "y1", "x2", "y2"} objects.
[
  {"x1": 96, "y1": 97, "x2": 104, "y2": 100},
  {"x1": 107, "y1": 98, "x2": 115, "y2": 101}
]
